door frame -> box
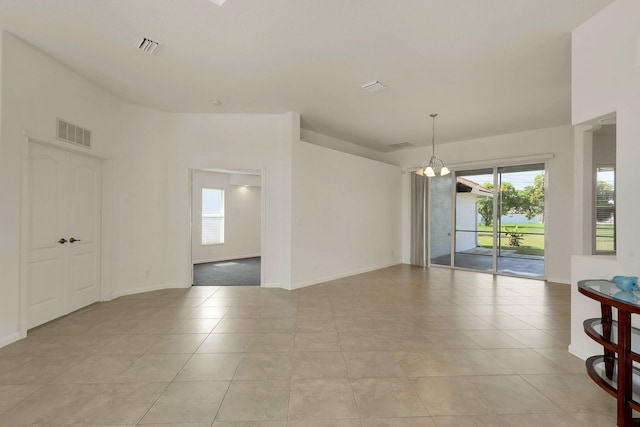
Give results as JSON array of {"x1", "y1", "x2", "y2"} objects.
[
  {"x1": 19, "y1": 133, "x2": 109, "y2": 338},
  {"x1": 187, "y1": 167, "x2": 266, "y2": 287}
]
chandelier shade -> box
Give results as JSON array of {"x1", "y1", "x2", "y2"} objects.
[{"x1": 415, "y1": 114, "x2": 450, "y2": 177}]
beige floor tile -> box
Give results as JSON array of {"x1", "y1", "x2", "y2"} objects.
[
  {"x1": 0, "y1": 266, "x2": 584, "y2": 426},
  {"x1": 0, "y1": 384, "x2": 42, "y2": 414},
  {"x1": 248, "y1": 333, "x2": 294, "y2": 352},
  {"x1": 0, "y1": 355, "x2": 84, "y2": 385},
  {"x1": 235, "y1": 353, "x2": 293, "y2": 380},
  {"x1": 466, "y1": 375, "x2": 562, "y2": 414},
  {"x1": 214, "y1": 422, "x2": 287, "y2": 427},
  {"x1": 418, "y1": 350, "x2": 513, "y2": 376},
  {"x1": 175, "y1": 353, "x2": 242, "y2": 381},
  {"x1": 52, "y1": 354, "x2": 138, "y2": 384},
  {"x1": 344, "y1": 351, "x2": 405, "y2": 378},
  {"x1": 139, "y1": 380, "x2": 229, "y2": 424},
  {"x1": 198, "y1": 333, "x2": 253, "y2": 353},
  {"x1": 288, "y1": 420, "x2": 361, "y2": 427},
  {"x1": 521, "y1": 373, "x2": 616, "y2": 413},
  {"x1": 431, "y1": 415, "x2": 510, "y2": 427},
  {"x1": 0, "y1": 383, "x2": 106, "y2": 426},
  {"x1": 214, "y1": 422, "x2": 286, "y2": 427},
  {"x1": 288, "y1": 379, "x2": 358, "y2": 420},
  {"x1": 214, "y1": 318, "x2": 260, "y2": 333},
  {"x1": 462, "y1": 330, "x2": 528, "y2": 349},
  {"x1": 412, "y1": 377, "x2": 495, "y2": 416},
  {"x1": 351, "y1": 378, "x2": 428, "y2": 418},
  {"x1": 294, "y1": 333, "x2": 341, "y2": 351},
  {"x1": 148, "y1": 333, "x2": 208, "y2": 353},
  {"x1": 487, "y1": 349, "x2": 566, "y2": 374},
  {"x1": 64, "y1": 382, "x2": 166, "y2": 425},
  {"x1": 533, "y1": 349, "x2": 585, "y2": 373},
  {"x1": 569, "y1": 411, "x2": 617, "y2": 427},
  {"x1": 477, "y1": 315, "x2": 538, "y2": 330},
  {"x1": 116, "y1": 353, "x2": 191, "y2": 382},
  {"x1": 338, "y1": 332, "x2": 390, "y2": 351},
  {"x1": 216, "y1": 380, "x2": 290, "y2": 421},
  {"x1": 502, "y1": 413, "x2": 584, "y2": 427},
  {"x1": 360, "y1": 417, "x2": 436, "y2": 427},
  {"x1": 97, "y1": 334, "x2": 161, "y2": 354},
  {"x1": 421, "y1": 331, "x2": 481, "y2": 350},
  {"x1": 189, "y1": 306, "x2": 230, "y2": 318},
  {"x1": 503, "y1": 329, "x2": 567, "y2": 349},
  {"x1": 293, "y1": 352, "x2": 348, "y2": 379}
]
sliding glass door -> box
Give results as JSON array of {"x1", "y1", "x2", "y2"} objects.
[
  {"x1": 496, "y1": 164, "x2": 545, "y2": 277},
  {"x1": 428, "y1": 162, "x2": 545, "y2": 279},
  {"x1": 454, "y1": 168, "x2": 494, "y2": 272}
]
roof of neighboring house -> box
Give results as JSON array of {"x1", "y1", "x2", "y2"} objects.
[{"x1": 457, "y1": 177, "x2": 494, "y2": 197}]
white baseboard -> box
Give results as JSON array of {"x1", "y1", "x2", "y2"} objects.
[
  {"x1": 0, "y1": 332, "x2": 22, "y2": 349},
  {"x1": 568, "y1": 343, "x2": 590, "y2": 361},
  {"x1": 291, "y1": 262, "x2": 401, "y2": 290},
  {"x1": 193, "y1": 254, "x2": 261, "y2": 265},
  {"x1": 546, "y1": 277, "x2": 570, "y2": 285},
  {"x1": 111, "y1": 283, "x2": 188, "y2": 299}
]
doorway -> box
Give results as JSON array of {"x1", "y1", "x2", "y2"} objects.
[
  {"x1": 428, "y1": 162, "x2": 546, "y2": 278},
  {"x1": 25, "y1": 142, "x2": 102, "y2": 328},
  {"x1": 190, "y1": 169, "x2": 262, "y2": 286}
]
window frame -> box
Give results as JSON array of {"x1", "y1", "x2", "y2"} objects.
[{"x1": 593, "y1": 165, "x2": 616, "y2": 254}]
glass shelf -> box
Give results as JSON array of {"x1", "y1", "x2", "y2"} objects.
[
  {"x1": 584, "y1": 318, "x2": 640, "y2": 362},
  {"x1": 587, "y1": 355, "x2": 640, "y2": 412}
]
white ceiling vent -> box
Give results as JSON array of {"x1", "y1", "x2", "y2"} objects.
[
  {"x1": 138, "y1": 37, "x2": 160, "y2": 54},
  {"x1": 389, "y1": 142, "x2": 414, "y2": 149},
  {"x1": 57, "y1": 118, "x2": 91, "y2": 148}
]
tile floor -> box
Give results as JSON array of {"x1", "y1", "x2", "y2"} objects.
[{"x1": 0, "y1": 265, "x2": 617, "y2": 426}]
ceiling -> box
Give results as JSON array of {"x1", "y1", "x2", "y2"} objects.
[{"x1": 0, "y1": 0, "x2": 614, "y2": 152}]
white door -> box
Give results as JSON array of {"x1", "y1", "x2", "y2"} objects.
[{"x1": 27, "y1": 143, "x2": 101, "y2": 328}]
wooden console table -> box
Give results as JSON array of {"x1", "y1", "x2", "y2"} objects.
[{"x1": 578, "y1": 279, "x2": 640, "y2": 427}]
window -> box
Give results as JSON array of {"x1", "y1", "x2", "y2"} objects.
[
  {"x1": 202, "y1": 188, "x2": 224, "y2": 245},
  {"x1": 595, "y1": 166, "x2": 615, "y2": 253}
]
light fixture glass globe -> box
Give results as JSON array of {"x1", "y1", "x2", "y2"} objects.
[
  {"x1": 415, "y1": 168, "x2": 424, "y2": 176},
  {"x1": 440, "y1": 166, "x2": 450, "y2": 176},
  {"x1": 425, "y1": 166, "x2": 435, "y2": 177}
]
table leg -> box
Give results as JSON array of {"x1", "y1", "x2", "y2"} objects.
[{"x1": 617, "y1": 309, "x2": 632, "y2": 427}]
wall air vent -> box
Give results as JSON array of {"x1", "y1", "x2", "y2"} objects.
[
  {"x1": 389, "y1": 142, "x2": 414, "y2": 149},
  {"x1": 138, "y1": 37, "x2": 160, "y2": 54},
  {"x1": 57, "y1": 118, "x2": 91, "y2": 148}
]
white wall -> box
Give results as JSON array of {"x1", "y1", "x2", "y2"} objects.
[
  {"x1": 292, "y1": 140, "x2": 402, "y2": 288},
  {"x1": 386, "y1": 125, "x2": 574, "y2": 283},
  {"x1": 0, "y1": 32, "x2": 122, "y2": 345},
  {"x1": 570, "y1": 0, "x2": 640, "y2": 359},
  {"x1": 0, "y1": 32, "x2": 300, "y2": 347},
  {"x1": 191, "y1": 170, "x2": 261, "y2": 264},
  {"x1": 163, "y1": 112, "x2": 297, "y2": 290}
]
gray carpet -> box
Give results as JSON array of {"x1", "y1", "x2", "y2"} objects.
[{"x1": 193, "y1": 257, "x2": 261, "y2": 286}]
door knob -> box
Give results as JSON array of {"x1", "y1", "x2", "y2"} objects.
[
  {"x1": 58, "y1": 238, "x2": 67, "y2": 244},
  {"x1": 69, "y1": 237, "x2": 81, "y2": 243}
]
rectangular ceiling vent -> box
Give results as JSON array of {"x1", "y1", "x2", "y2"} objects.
[
  {"x1": 138, "y1": 37, "x2": 160, "y2": 54},
  {"x1": 389, "y1": 142, "x2": 414, "y2": 149},
  {"x1": 57, "y1": 118, "x2": 91, "y2": 148}
]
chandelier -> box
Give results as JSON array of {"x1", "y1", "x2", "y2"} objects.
[{"x1": 415, "y1": 113, "x2": 450, "y2": 177}]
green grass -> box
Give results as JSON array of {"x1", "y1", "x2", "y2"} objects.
[{"x1": 473, "y1": 223, "x2": 545, "y2": 257}]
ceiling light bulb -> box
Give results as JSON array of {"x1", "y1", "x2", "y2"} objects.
[
  {"x1": 440, "y1": 166, "x2": 450, "y2": 176},
  {"x1": 415, "y1": 168, "x2": 424, "y2": 176},
  {"x1": 425, "y1": 167, "x2": 435, "y2": 177}
]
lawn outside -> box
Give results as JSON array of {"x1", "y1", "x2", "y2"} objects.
[{"x1": 475, "y1": 223, "x2": 545, "y2": 257}]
